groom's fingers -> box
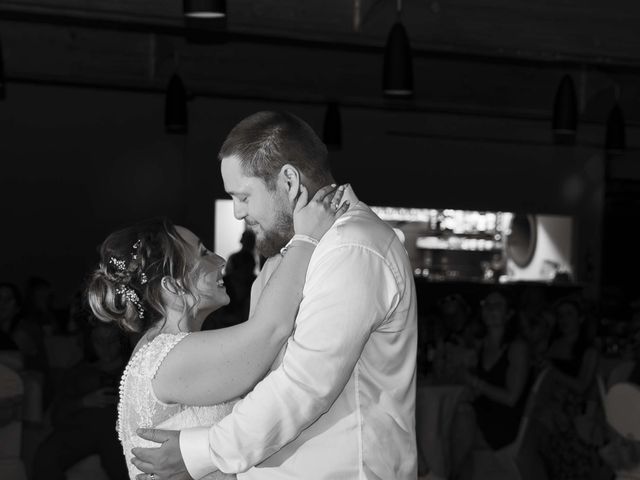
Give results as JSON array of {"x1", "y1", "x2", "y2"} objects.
[
  {"x1": 132, "y1": 446, "x2": 156, "y2": 463},
  {"x1": 131, "y1": 456, "x2": 155, "y2": 473},
  {"x1": 137, "y1": 427, "x2": 170, "y2": 444}
]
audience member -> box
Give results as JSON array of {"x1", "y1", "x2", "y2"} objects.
[
  {"x1": 224, "y1": 229, "x2": 257, "y2": 322},
  {"x1": 452, "y1": 289, "x2": 532, "y2": 478},
  {"x1": 435, "y1": 293, "x2": 479, "y2": 348},
  {"x1": 536, "y1": 294, "x2": 602, "y2": 480},
  {"x1": 519, "y1": 307, "x2": 554, "y2": 371},
  {"x1": 430, "y1": 293, "x2": 480, "y2": 384},
  {"x1": 0, "y1": 282, "x2": 24, "y2": 372},
  {"x1": 13, "y1": 277, "x2": 54, "y2": 373},
  {"x1": 32, "y1": 321, "x2": 129, "y2": 480},
  {"x1": 608, "y1": 340, "x2": 640, "y2": 389},
  {"x1": 467, "y1": 290, "x2": 531, "y2": 447},
  {"x1": 545, "y1": 295, "x2": 599, "y2": 395}
]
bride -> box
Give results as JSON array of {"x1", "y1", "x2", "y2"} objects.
[{"x1": 86, "y1": 184, "x2": 347, "y2": 479}]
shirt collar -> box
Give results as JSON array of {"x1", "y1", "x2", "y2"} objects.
[{"x1": 338, "y1": 183, "x2": 358, "y2": 210}]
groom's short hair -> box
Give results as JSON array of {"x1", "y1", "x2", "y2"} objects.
[{"x1": 218, "y1": 111, "x2": 332, "y2": 191}]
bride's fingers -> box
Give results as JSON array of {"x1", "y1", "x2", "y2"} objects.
[
  {"x1": 312, "y1": 184, "x2": 338, "y2": 204},
  {"x1": 327, "y1": 184, "x2": 347, "y2": 210},
  {"x1": 335, "y1": 200, "x2": 350, "y2": 217}
]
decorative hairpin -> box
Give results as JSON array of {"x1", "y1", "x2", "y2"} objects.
[
  {"x1": 116, "y1": 284, "x2": 145, "y2": 319},
  {"x1": 108, "y1": 239, "x2": 148, "y2": 285},
  {"x1": 132, "y1": 239, "x2": 141, "y2": 260},
  {"x1": 109, "y1": 257, "x2": 127, "y2": 272},
  {"x1": 131, "y1": 239, "x2": 148, "y2": 284}
]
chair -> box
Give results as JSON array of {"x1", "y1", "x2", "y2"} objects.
[
  {"x1": 66, "y1": 454, "x2": 111, "y2": 480},
  {"x1": 471, "y1": 367, "x2": 550, "y2": 480},
  {"x1": 0, "y1": 364, "x2": 28, "y2": 480}
]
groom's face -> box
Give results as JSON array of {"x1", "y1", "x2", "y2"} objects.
[{"x1": 221, "y1": 155, "x2": 294, "y2": 258}]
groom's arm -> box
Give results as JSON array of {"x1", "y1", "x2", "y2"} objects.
[{"x1": 180, "y1": 244, "x2": 400, "y2": 477}]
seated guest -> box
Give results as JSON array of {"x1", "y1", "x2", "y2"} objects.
[
  {"x1": 32, "y1": 321, "x2": 129, "y2": 480},
  {"x1": 465, "y1": 290, "x2": 531, "y2": 450},
  {"x1": 0, "y1": 282, "x2": 24, "y2": 372},
  {"x1": 10, "y1": 277, "x2": 51, "y2": 374},
  {"x1": 519, "y1": 307, "x2": 554, "y2": 372},
  {"x1": 536, "y1": 294, "x2": 601, "y2": 479},
  {"x1": 436, "y1": 293, "x2": 480, "y2": 346},
  {"x1": 430, "y1": 293, "x2": 481, "y2": 383},
  {"x1": 451, "y1": 290, "x2": 531, "y2": 479},
  {"x1": 607, "y1": 304, "x2": 640, "y2": 389},
  {"x1": 545, "y1": 295, "x2": 599, "y2": 393}
]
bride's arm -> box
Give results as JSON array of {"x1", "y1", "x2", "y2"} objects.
[{"x1": 153, "y1": 184, "x2": 349, "y2": 406}]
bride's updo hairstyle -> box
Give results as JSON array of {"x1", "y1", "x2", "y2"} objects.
[{"x1": 87, "y1": 217, "x2": 196, "y2": 333}]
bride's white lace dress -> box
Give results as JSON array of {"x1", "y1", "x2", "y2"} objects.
[{"x1": 117, "y1": 332, "x2": 236, "y2": 479}]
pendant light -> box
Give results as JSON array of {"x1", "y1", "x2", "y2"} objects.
[
  {"x1": 183, "y1": 0, "x2": 226, "y2": 18},
  {"x1": 605, "y1": 104, "x2": 626, "y2": 154},
  {"x1": 165, "y1": 74, "x2": 188, "y2": 134},
  {"x1": 0, "y1": 37, "x2": 5, "y2": 100},
  {"x1": 382, "y1": 0, "x2": 413, "y2": 98},
  {"x1": 323, "y1": 102, "x2": 342, "y2": 150},
  {"x1": 552, "y1": 74, "x2": 578, "y2": 145}
]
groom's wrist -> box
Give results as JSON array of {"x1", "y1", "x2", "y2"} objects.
[{"x1": 180, "y1": 427, "x2": 217, "y2": 479}]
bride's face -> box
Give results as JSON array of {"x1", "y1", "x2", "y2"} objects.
[{"x1": 175, "y1": 227, "x2": 230, "y2": 314}]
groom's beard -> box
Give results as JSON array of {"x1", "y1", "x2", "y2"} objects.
[{"x1": 252, "y1": 209, "x2": 294, "y2": 258}]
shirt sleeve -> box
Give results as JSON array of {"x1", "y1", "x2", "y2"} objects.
[{"x1": 180, "y1": 244, "x2": 401, "y2": 475}]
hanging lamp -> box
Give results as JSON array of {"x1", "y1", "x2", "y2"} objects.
[
  {"x1": 165, "y1": 74, "x2": 188, "y2": 134},
  {"x1": 552, "y1": 74, "x2": 578, "y2": 145},
  {"x1": 0, "y1": 37, "x2": 5, "y2": 100},
  {"x1": 382, "y1": 0, "x2": 413, "y2": 98},
  {"x1": 183, "y1": 0, "x2": 226, "y2": 18}
]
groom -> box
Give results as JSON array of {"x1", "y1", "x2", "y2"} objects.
[{"x1": 132, "y1": 111, "x2": 418, "y2": 479}]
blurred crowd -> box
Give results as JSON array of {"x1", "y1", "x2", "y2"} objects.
[
  {"x1": 3, "y1": 258, "x2": 640, "y2": 480},
  {"x1": 417, "y1": 284, "x2": 640, "y2": 480}
]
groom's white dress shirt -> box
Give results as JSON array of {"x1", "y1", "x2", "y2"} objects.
[{"x1": 181, "y1": 187, "x2": 418, "y2": 479}]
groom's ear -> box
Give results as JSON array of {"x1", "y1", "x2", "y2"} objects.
[{"x1": 279, "y1": 164, "x2": 301, "y2": 204}]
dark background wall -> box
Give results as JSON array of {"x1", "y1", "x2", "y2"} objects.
[
  {"x1": 2, "y1": 82, "x2": 630, "y2": 304},
  {"x1": 2, "y1": 0, "x2": 640, "y2": 303}
]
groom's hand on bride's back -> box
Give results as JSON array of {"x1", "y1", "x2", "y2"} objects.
[{"x1": 131, "y1": 428, "x2": 192, "y2": 480}]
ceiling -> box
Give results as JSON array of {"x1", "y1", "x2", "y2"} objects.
[{"x1": 1, "y1": 0, "x2": 640, "y2": 122}]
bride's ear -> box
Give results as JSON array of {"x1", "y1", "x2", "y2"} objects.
[
  {"x1": 279, "y1": 164, "x2": 301, "y2": 204},
  {"x1": 161, "y1": 276, "x2": 183, "y2": 296}
]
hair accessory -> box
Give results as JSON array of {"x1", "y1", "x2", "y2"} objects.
[
  {"x1": 131, "y1": 239, "x2": 142, "y2": 260},
  {"x1": 108, "y1": 239, "x2": 148, "y2": 286},
  {"x1": 115, "y1": 284, "x2": 145, "y2": 319},
  {"x1": 109, "y1": 257, "x2": 127, "y2": 272}
]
